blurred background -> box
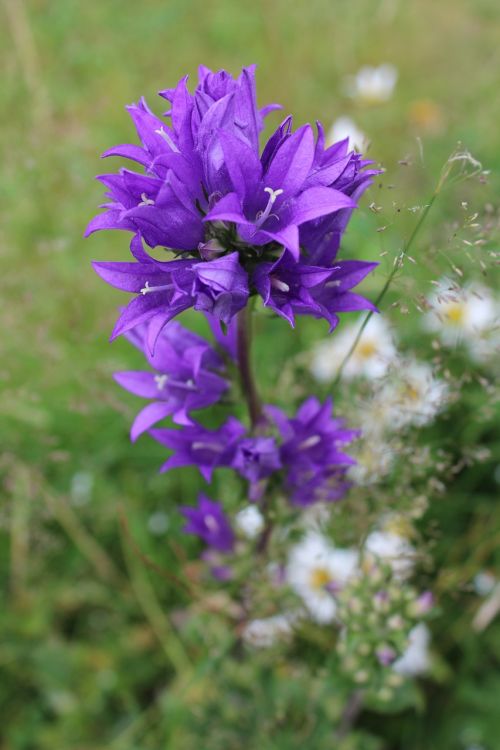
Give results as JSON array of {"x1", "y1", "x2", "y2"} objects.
[{"x1": 1, "y1": 0, "x2": 499, "y2": 748}]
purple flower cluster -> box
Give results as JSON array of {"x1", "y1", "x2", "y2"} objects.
[
  {"x1": 173, "y1": 396, "x2": 357, "y2": 554},
  {"x1": 88, "y1": 66, "x2": 378, "y2": 349},
  {"x1": 87, "y1": 66, "x2": 373, "y2": 559},
  {"x1": 152, "y1": 393, "x2": 357, "y2": 503}
]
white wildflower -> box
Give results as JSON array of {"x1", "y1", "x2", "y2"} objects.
[
  {"x1": 242, "y1": 613, "x2": 295, "y2": 648},
  {"x1": 424, "y1": 279, "x2": 499, "y2": 362},
  {"x1": 348, "y1": 440, "x2": 395, "y2": 485},
  {"x1": 345, "y1": 64, "x2": 398, "y2": 104},
  {"x1": 375, "y1": 359, "x2": 449, "y2": 429},
  {"x1": 311, "y1": 315, "x2": 398, "y2": 382},
  {"x1": 235, "y1": 505, "x2": 265, "y2": 539},
  {"x1": 393, "y1": 623, "x2": 431, "y2": 676},
  {"x1": 364, "y1": 514, "x2": 416, "y2": 579},
  {"x1": 327, "y1": 116, "x2": 369, "y2": 152},
  {"x1": 286, "y1": 532, "x2": 358, "y2": 624}
]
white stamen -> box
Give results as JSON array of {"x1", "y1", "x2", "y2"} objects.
[
  {"x1": 264, "y1": 186, "x2": 284, "y2": 203},
  {"x1": 154, "y1": 374, "x2": 168, "y2": 390},
  {"x1": 192, "y1": 442, "x2": 224, "y2": 453},
  {"x1": 255, "y1": 186, "x2": 284, "y2": 228},
  {"x1": 154, "y1": 127, "x2": 180, "y2": 153},
  {"x1": 298, "y1": 435, "x2": 321, "y2": 450},
  {"x1": 140, "y1": 281, "x2": 172, "y2": 296},
  {"x1": 139, "y1": 192, "x2": 155, "y2": 207},
  {"x1": 204, "y1": 514, "x2": 219, "y2": 532},
  {"x1": 270, "y1": 276, "x2": 290, "y2": 293}
]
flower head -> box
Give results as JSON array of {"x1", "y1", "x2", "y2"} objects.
[
  {"x1": 374, "y1": 359, "x2": 448, "y2": 429},
  {"x1": 268, "y1": 397, "x2": 359, "y2": 505},
  {"x1": 151, "y1": 416, "x2": 246, "y2": 481},
  {"x1": 392, "y1": 623, "x2": 431, "y2": 676},
  {"x1": 311, "y1": 315, "x2": 397, "y2": 382},
  {"x1": 253, "y1": 252, "x2": 377, "y2": 329},
  {"x1": 113, "y1": 320, "x2": 229, "y2": 438},
  {"x1": 87, "y1": 66, "x2": 378, "y2": 339},
  {"x1": 232, "y1": 436, "x2": 282, "y2": 485},
  {"x1": 286, "y1": 531, "x2": 358, "y2": 623},
  {"x1": 424, "y1": 278, "x2": 499, "y2": 362},
  {"x1": 235, "y1": 505, "x2": 265, "y2": 539},
  {"x1": 180, "y1": 494, "x2": 234, "y2": 553},
  {"x1": 242, "y1": 613, "x2": 296, "y2": 648},
  {"x1": 345, "y1": 64, "x2": 398, "y2": 104}
]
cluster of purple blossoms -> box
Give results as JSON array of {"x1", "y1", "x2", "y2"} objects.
[
  {"x1": 88, "y1": 65, "x2": 378, "y2": 349},
  {"x1": 87, "y1": 65, "x2": 378, "y2": 558}
]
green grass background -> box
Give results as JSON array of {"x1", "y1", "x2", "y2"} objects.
[{"x1": 1, "y1": 0, "x2": 499, "y2": 748}]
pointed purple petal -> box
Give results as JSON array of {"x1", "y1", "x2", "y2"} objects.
[
  {"x1": 131, "y1": 402, "x2": 173, "y2": 441},
  {"x1": 265, "y1": 124, "x2": 315, "y2": 195}
]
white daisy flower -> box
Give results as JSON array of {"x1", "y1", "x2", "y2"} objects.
[
  {"x1": 376, "y1": 359, "x2": 449, "y2": 429},
  {"x1": 424, "y1": 279, "x2": 499, "y2": 361},
  {"x1": 242, "y1": 613, "x2": 296, "y2": 648},
  {"x1": 348, "y1": 440, "x2": 395, "y2": 485},
  {"x1": 392, "y1": 623, "x2": 431, "y2": 676},
  {"x1": 327, "y1": 116, "x2": 369, "y2": 152},
  {"x1": 235, "y1": 505, "x2": 265, "y2": 539},
  {"x1": 311, "y1": 315, "x2": 398, "y2": 382},
  {"x1": 345, "y1": 64, "x2": 398, "y2": 104},
  {"x1": 364, "y1": 514, "x2": 416, "y2": 579},
  {"x1": 286, "y1": 532, "x2": 358, "y2": 624}
]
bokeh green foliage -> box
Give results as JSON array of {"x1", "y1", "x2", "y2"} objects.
[{"x1": 1, "y1": 0, "x2": 499, "y2": 748}]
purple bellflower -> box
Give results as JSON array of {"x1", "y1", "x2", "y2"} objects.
[
  {"x1": 92, "y1": 236, "x2": 248, "y2": 349},
  {"x1": 87, "y1": 66, "x2": 379, "y2": 345},
  {"x1": 150, "y1": 416, "x2": 246, "y2": 482},
  {"x1": 180, "y1": 494, "x2": 235, "y2": 553},
  {"x1": 232, "y1": 435, "x2": 282, "y2": 501},
  {"x1": 113, "y1": 320, "x2": 229, "y2": 438},
  {"x1": 253, "y1": 251, "x2": 378, "y2": 329},
  {"x1": 267, "y1": 397, "x2": 359, "y2": 506}
]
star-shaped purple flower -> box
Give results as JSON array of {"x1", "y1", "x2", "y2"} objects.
[
  {"x1": 253, "y1": 251, "x2": 378, "y2": 329},
  {"x1": 150, "y1": 416, "x2": 246, "y2": 481},
  {"x1": 92, "y1": 236, "x2": 248, "y2": 350},
  {"x1": 114, "y1": 321, "x2": 229, "y2": 438},
  {"x1": 180, "y1": 494, "x2": 235, "y2": 553},
  {"x1": 267, "y1": 397, "x2": 359, "y2": 506}
]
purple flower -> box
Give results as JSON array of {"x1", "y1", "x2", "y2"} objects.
[
  {"x1": 87, "y1": 67, "x2": 378, "y2": 336},
  {"x1": 190, "y1": 252, "x2": 249, "y2": 323},
  {"x1": 253, "y1": 251, "x2": 377, "y2": 329},
  {"x1": 232, "y1": 436, "x2": 282, "y2": 483},
  {"x1": 413, "y1": 591, "x2": 434, "y2": 615},
  {"x1": 92, "y1": 236, "x2": 248, "y2": 349},
  {"x1": 267, "y1": 397, "x2": 359, "y2": 506},
  {"x1": 150, "y1": 416, "x2": 246, "y2": 481},
  {"x1": 85, "y1": 66, "x2": 277, "y2": 252},
  {"x1": 376, "y1": 645, "x2": 397, "y2": 667},
  {"x1": 204, "y1": 124, "x2": 357, "y2": 261},
  {"x1": 300, "y1": 125, "x2": 381, "y2": 265},
  {"x1": 180, "y1": 494, "x2": 234, "y2": 553},
  {"x1": 114, "y1": 321, "x2": 229, "y2": 438}
]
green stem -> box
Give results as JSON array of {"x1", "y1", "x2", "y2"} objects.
[
  {"x1": 236, "y1": 305, "x2": 262, "y2": 428},
  {"x1": 332, "y1": 189, "x2": 439, "y2": 386}
]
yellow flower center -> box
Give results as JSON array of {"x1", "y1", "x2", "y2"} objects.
[
  {"x1": 444, "y1": 303, "x2": 465, "y2": 325},
  {"x1": 402, "y1": 384, "x2": 420, "y2": 402},
  {"x1": 383, "y1": 516, "x2": 412, "y2": 538},
  {"x1": 356, "y1": 339, "x2": 377, "y2": 359},
  {"x1": 309, "y1": 567, "x2": 332, "y2": 590}
]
